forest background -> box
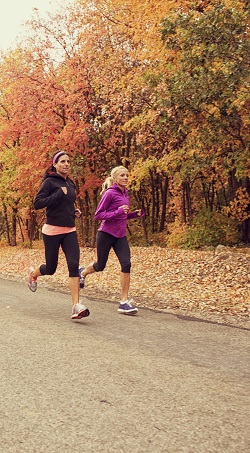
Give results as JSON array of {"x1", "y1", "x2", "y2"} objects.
[
  {"x1": 0, "y1": 0, "x2": 249, "y2": 249},
  {"x1": 0, "y1": 0, "x2": 249, "y2": 325}
]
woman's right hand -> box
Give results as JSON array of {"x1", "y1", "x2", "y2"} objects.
[
  {"x1": 119, "y1": 204, "x2": 129, "y2": 214},
  {"x1": 61, "y1": 187, "x2": 67, "y2": 194}
]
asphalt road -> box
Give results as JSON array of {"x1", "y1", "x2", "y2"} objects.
[{"x1": 0, "y1": 278, "x2": 249, "y2": 453}]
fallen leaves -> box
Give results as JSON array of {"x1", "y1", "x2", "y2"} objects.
[{"x1": 0, "y1": 243, "x2": 249, "y2": 327}]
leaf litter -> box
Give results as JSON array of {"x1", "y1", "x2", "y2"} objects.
[{"x1": 0, "y1": 244, "x2": 249, "y2": 328}]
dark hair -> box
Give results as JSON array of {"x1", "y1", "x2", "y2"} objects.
[
  {"x1": 52, "y1": 150, "x2": 67, "y2": 164},
  {"x1": 43, "y1": 150, "x2": 68, "y2": 179}
]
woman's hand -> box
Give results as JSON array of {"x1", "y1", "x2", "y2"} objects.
[
  {"x1": 135, "y1": 209, "x2": 143, "y2": 217},
  {"x1": 119, "y1": 205, "x2": 129, "y2": 214},
  {"x1": 74, "y1": 209, "x2": 82, "y2": 218}
]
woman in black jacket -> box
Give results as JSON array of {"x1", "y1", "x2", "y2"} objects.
[{"x1": 28, "y1": 150, "x2": 89, "y2": 320}]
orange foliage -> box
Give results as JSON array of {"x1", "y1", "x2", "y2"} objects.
[{"x1": 226, "y1": 188, "x2": 250, "y2": 222}]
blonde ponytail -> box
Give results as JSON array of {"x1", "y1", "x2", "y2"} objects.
[
  {"x1": 100, "y1": 176, "x2": 114, "y2": 195},
  {"x1": 100, "y1": 166, "x2": 128, "y2": 195}
]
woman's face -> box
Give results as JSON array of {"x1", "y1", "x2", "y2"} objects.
[
  {"x1": 54, "y1": 154, "x2": 70, "y2": 178},
  {"x1": 115, "y1": 168, "x2": 129, "y2": 190}
]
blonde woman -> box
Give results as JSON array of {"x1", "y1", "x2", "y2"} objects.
[{"x1": 79, "y1": 166, "x2": 144, "y2": 314}]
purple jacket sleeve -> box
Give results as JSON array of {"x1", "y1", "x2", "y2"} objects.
[
  {"x1": 127, "y1": 209, "x2": 145, "y2": 220},
  {"x1": 94, "y1": 192, "x2": 124, "y2": 220}
]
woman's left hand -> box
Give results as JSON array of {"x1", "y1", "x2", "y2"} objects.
[
  {"x1": 75, "y1": 209, "x2": 82, "y2": 218},
  {"x1": 135, "y1": 209, "x2": 142, "y2": 217}
]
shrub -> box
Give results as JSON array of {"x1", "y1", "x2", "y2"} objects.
[
  {"x1": 166, "y1": 209, "x2": 241, "y2": 249},
  {"x1": 182, "y1": 210, "x2": 240, "y2": 249}
]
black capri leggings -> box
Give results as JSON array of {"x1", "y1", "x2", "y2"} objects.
[
  {"x1": 93, "y1": 231, "x2": 131, "y2": 273},
  {"x1": 40, "y1": 231, "x2": 80, "y2": 278}
]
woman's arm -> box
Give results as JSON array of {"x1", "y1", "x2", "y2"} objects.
[
  {"x1": 127, "y1": 209, "x2": 145, "y2": 220},
  {"x1": 34, "y1": 180, "x2": 65, "y2": 210},
  {"x1": 94, "y1": 192, "x2": 125, "y2": 220}
]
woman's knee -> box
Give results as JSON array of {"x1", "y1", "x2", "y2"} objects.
[
  {"x1": 93, "y1": 262, "x2": 106, "y2": 272},
  {"x1": 42, "y1": 266, "x2": 57, "y2": 276},
  {"x1": 39, "y1": 263, "x2": 57, "y2": 276},
  {"x1": 68, "y1": 263, "x2": 79, "y2": 278},
  {"x1": 121, "y1": 262, "x2": 131, "y2": 273}
]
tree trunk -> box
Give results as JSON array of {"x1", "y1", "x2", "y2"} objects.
[
  {"x1": 159, "y1": 174, "x2": 168, "y2": 232},
  {"x1": 10, "y1": 206, "x2": 17, "y2": 246},
  {"x1": 18, "y1": 216, "x2": 25, "y2": 242},
  {"x1": 90, "y1": 188, "x2": 99, "y2": 247},
  {"x1": 242, "y1": 176, "x2": 250, "y2": 243},
  {"x1": 185, "y1": 178, "x2": 192, "y2": 222},
  {"x1": 133, "y1": 192, "x2": 149, "y2": 244},
  {"x1": 181, "y1": 183, "x2": 187, "y2": 224},
  {"x1": 27, "y1": 209, "x2": 37, "y2": 246},
  {"x1": 2, "y1": 203, "x2": 11, "y2": 245},
  {"x1": 150, "y1": 170, "x2": 156, "y2": 233}
]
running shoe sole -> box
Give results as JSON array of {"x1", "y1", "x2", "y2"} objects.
[
  {"x1": 117, "y1": 308, "x2": 138, "y2": 315},
  {"x1": 71, "y1": 308, "x2": 90, "y2": 319}
]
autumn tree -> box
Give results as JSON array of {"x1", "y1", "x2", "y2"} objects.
[
  {"x1": 0, "y1": 0, "x2": 249, "y2": 247},
  {"x1": 124, "y1": 0, "x2": 249, "y2": 243},
  {"x1": 157, "y1": 0, "x2": 250, "y2": 241}
]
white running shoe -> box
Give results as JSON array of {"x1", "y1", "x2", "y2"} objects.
[
  {"x1": 71, "y1": 302, "x2": 90, "y2": 320},
  {"x1": 28, "y1": 267, "x2": 37, "y2": 292}
]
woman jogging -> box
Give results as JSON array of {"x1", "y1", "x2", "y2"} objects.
[
  {"x1": 28, "y1": 150, "x2": 90, "y2": 320},
  {"x1": 79, "y1": 165, "x2": 144, "y2": 315}
]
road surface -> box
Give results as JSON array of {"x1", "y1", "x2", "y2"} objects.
[{"x1": 0, "y1": 278, "x2": 249, "y2": 452}]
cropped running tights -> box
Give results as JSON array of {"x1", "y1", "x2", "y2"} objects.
[
  {"x1": 40, "y1": 231, "x2": 80, "y2": 277},
  {"x1": 93, "y1": 231, "x2": 131, "y2": 273}
]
